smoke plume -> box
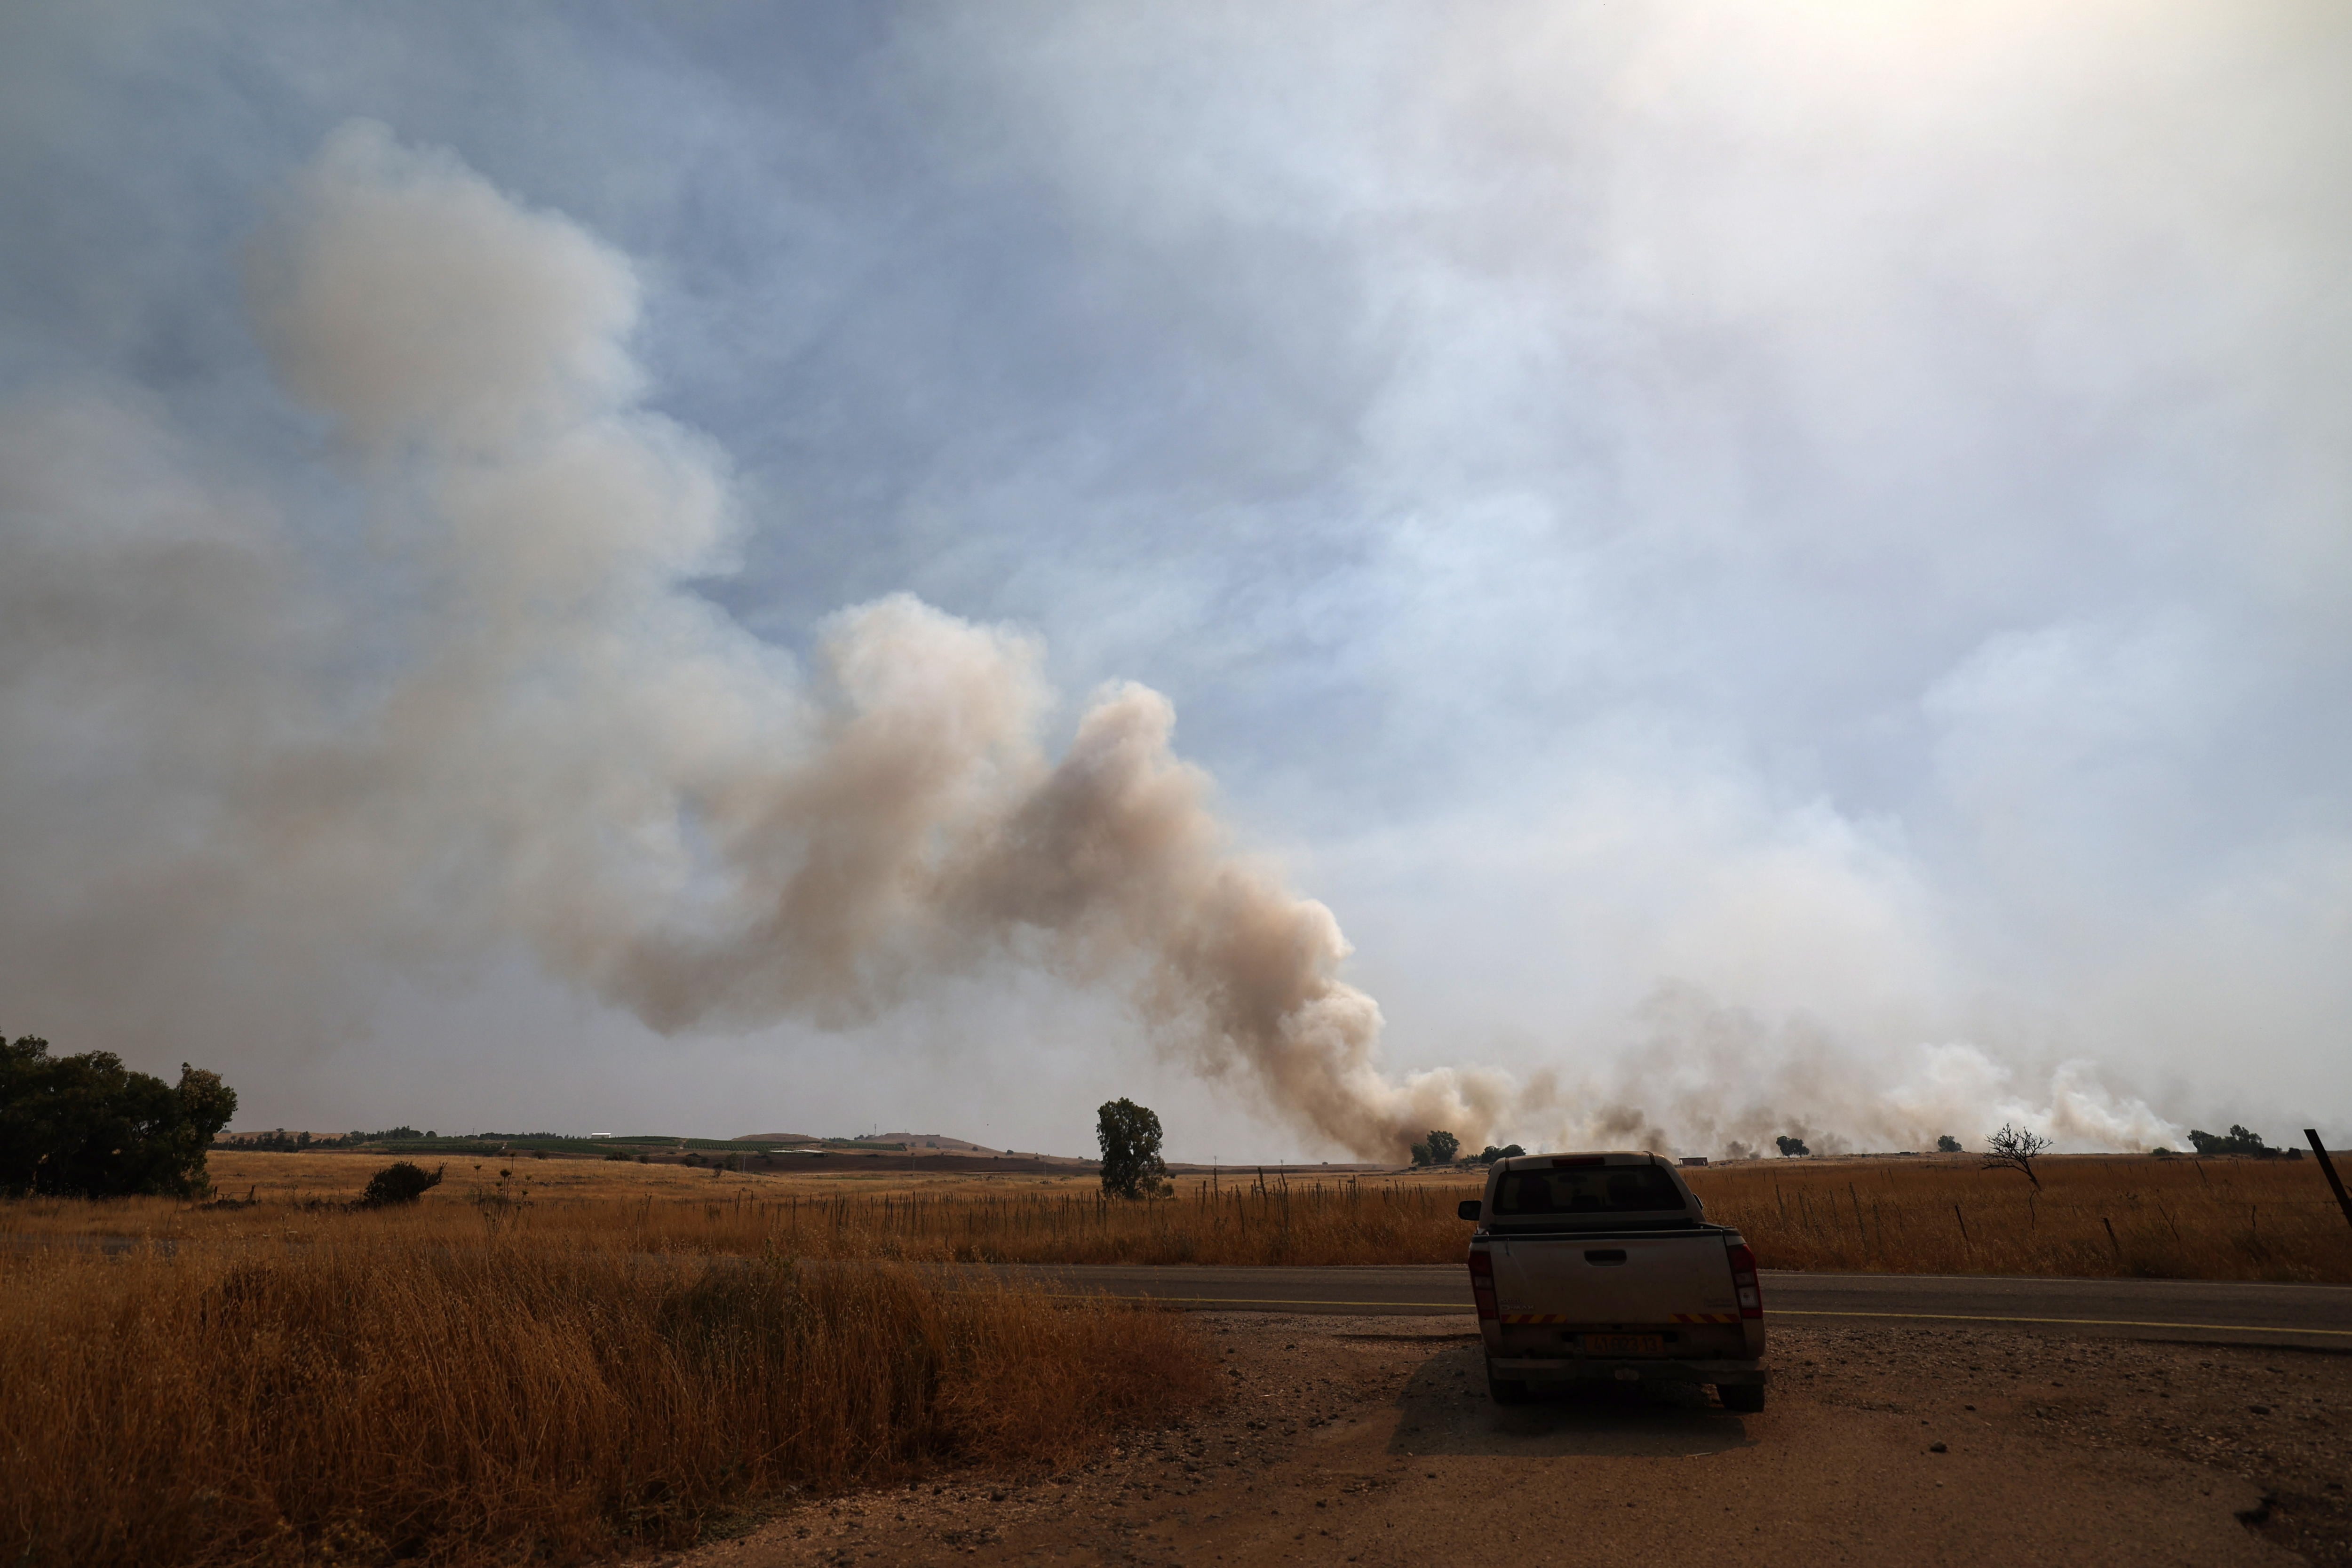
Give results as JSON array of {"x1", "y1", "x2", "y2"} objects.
[
  {"x1": 0, "y1": 124, "x2": 2190, "y2": 1158},
  {"x1": 1, "y1": 123, "x2": 1509, "y2": 1158}
]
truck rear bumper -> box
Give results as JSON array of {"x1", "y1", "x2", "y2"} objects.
[{"x1": 1489, "y1": 1356, "x2": 1768, "y2": 1388}]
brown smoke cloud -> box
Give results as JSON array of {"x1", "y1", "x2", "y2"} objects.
[{"x1": 218, "y1": 122, "x2": 1506, "y2": 1157}]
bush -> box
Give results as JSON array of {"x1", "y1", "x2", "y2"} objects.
[
  {"x1": 356, "y1": 1162, "x2": 445, "y2": 1208},
  {"x1": 1475, "y1": 1143, "x2": 1526, "y2": 1164},
  {"x1": 1936, "y1": 1135, "x2": 1962, "y2": 1153},
  {"x1": 0, "y1": 1036, "x2": 236, "y2": 1198}
]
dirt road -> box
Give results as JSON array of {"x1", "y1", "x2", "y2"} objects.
[{"x1": 672, "y1": 1313, "x2": 2349, "y2": 1568}]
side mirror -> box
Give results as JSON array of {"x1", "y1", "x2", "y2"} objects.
[{"x1": 1457, "y1": 1199, "x2": 1482, "y2": 1221}]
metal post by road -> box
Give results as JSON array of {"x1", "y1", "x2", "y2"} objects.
[{"x1": 2307, "y1": 1130, "x2": 2352, "y2": 1232}]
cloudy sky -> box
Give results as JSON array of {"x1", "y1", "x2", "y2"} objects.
[{"x1": 2, "y1": 2, "x2": 2346, "y2": 1158}]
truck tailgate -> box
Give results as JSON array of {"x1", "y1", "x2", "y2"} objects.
[{"x1": 1487, "y1": 1232, "x2": 1737, "y2": 1323}]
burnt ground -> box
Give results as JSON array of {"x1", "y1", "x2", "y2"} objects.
[{"x1": 670, "y1": 1315, "x2": 2351, "y2": 1568}]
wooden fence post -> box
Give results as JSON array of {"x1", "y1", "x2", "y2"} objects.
[{"x1": 2306, "y1": 1130, "x2": 2352, "y2": 1233}]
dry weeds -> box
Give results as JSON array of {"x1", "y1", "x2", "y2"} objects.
[
  {"x1": 0, "y1": 1238, "x2": 1216, "y2": 1568},
  {"x1": 1690, "y1": 1153, "x2": 2352, "y2": 1283}
]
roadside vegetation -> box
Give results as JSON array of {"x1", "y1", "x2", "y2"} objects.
[{"x1": 0, "y1": 1236, "x2": 1215, "y2": 1568}]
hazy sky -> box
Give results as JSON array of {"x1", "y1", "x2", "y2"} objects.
[{"x1": 2, "y1": 2, "x2": 2347, "y2": 1158}]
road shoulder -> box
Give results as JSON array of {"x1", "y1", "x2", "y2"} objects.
[{"x1": 671, "y1": 1313, "x2": 2349, "y2": 1568}]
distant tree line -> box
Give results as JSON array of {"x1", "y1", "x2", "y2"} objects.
[
  {"x1": 2183, "y1": 1125, "x2": 2300, "y2": 1159},
  {"x1": 1, "y1": 1035, "x2": 237, "y2": 1198}
]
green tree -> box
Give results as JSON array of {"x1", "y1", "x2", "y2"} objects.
[
  {"x1": 1774, "y1": 1135, "x2": 1810, "y2": 1158},
  {"x1": 2186, "y1": 1125, "x2": 2268, "y2": 1156},
  {"x1": 1476, "y1": 1143, "x2": 1526, "y2": 1164},
  {"x1": 1936, "y1": 1135, "x2": 1962, "y2": 1153},
  {"x1": 0, "y1": 1035, "x2": 237, "y2": 1197},
  {"x1": 1424, "y1": 1130, "x2": 1461, "y2": 1165},
  {"x1": 1096, "y1": 1098, "x2": 1169, "y2": 1199}
]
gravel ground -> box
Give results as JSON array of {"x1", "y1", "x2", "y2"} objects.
[{"x1": 668, "y1": 1313, "x2": 2351, "y2": 1568}]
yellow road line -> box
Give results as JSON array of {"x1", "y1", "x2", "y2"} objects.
[{"x1": 1772, "y1": 1308, "x2": 2351, "y2": 1337}]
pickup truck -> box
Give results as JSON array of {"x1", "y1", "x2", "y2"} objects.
[{"x1": 1459, "y1": 1150, "x2": 1768, "y2": 1410}]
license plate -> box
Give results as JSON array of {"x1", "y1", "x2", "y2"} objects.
[{"x1": 1582, "y1": 1333, "x2": 1666, "y2": 1355}]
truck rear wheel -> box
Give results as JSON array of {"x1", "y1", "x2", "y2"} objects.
[
  {"x1": 1717, "y1": 1382, "x2": 1765, "y2": 1413},
  {"x1": 1486, "y1": 1363, "x2": 1532, "y2": 1405}
]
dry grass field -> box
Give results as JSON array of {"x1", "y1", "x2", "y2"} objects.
[
  {"x1": 0, "y1": 1234, "x2": 1215, "y2": 1568},
  {"x1": 1689, "y1": 1153, "x2": 2352, "y2": 1283},
  {"x1": 6, "y1": 1149, "x2": 2345, "y2": 1564},
  {"x1": 8, "y1": 1149, "x2": 2345, "y2": 1281}
]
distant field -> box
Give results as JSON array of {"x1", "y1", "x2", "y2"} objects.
[{"x1": 10, "y1": 1149, "x2": 2347, "y2": 1283}]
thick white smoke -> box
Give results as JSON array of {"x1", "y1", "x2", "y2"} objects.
[
  {"x1": 1528, "y1": 985, "x2": 2183, "y2": 1158},
  {"x1": 0, "y1": 124, "x2": 2189, "y2": 1157}
]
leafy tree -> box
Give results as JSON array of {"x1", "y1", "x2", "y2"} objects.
[
  {"x1": 0, "y1": 1035, "x2": 237, "y2": 1198},
  {"x1": 358, "y1": 1162, "x2": 444, "y2": 1207},
  {"x1": 1774, "y1": 1135, "x2": 1810, "y2": 1158},
  {"x1": 1424, "y1": 1130, "x2": 1461, "y2": 1165},
  {"x1": 1982, "y1": 1122, "x2": 2052, "y2": 1188},
  {"x1": 1097, "y1": 1098, "x2": 1169, "y2": 1199},
  {"x1": 1476, "y1": 1143, "x2": 1526, "y2": 1164},
  {"x1": 1936, "y1": 1135, "x2": 1962, "y2": 1153},
  {"x1": 2186, "y1": 1125, "x2": 2269, "y2": 1156}
]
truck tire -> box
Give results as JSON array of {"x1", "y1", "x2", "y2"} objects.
[
  {"x1": 1717, "y1": 1382, "x2": 1765, "y2": 1413},
  {"x1": 1486, "y1": 1364, "x2": 1532, "y2": 1405}
]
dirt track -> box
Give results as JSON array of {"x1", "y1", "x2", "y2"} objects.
[{"x1": 671, "y1": 1314, "x2": 2351, "y2": 1568}]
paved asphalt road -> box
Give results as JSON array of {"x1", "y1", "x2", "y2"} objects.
[{"x1": 1003, "y1": 1264, "x2": 2352, "y2": 1351}]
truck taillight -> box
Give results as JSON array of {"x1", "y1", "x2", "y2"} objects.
[
  {"x1": 1726, "y1": 1241, "x2": 1763, "y2": 1319},
  {"x1": 1466, "y1": 1248, "x2": 1499, "y2": 1321}
]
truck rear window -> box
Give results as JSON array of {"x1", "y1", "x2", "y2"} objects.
[{"x1": 1491, "y1": 1164, "x2": 1686, "y2": 1216}]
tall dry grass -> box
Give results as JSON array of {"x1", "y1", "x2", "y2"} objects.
[
  {"x1": 1687, "y1": 1155, "x2": 2352, "y2": 1283},
  {"x1": 0, "y1": 1238, "x2": 1216, "y2": 1568}
]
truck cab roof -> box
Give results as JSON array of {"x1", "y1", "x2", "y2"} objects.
[{"x1": 1479, "y1": 1150, "x2": 1705, "y2": 1232}]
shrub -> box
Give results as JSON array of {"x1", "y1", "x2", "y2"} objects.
[
  {"x1": 0, "y1": 1036, "x2": 236, "y2": 1198},
  {"x1": 356, "y1": 1162, "x2": 445, "y2": 1208},
  {"x1": 1936, "y1": 1135, "x2": 1962, "y2": 1153},
  {"x1": 1475, "y1": 1143, "x2": 1526, "y2": 1164}
]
